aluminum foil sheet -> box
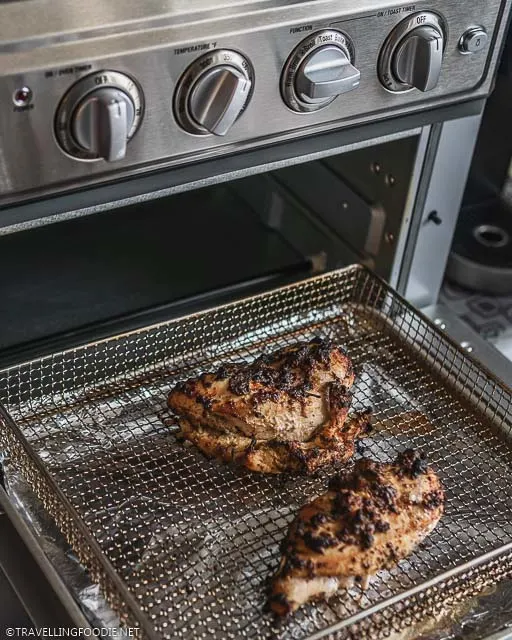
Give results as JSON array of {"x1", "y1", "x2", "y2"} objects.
[{"x1": 2, "y1": 458, "x2": 118, "y2": 631}]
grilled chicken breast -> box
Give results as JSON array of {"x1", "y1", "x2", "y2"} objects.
[
  {"x1": 269, "y1": 450, "x2": 444, "y2": 614},
  {"x1": 168, "y1": 337, "x2": 371, "y2": 473}
]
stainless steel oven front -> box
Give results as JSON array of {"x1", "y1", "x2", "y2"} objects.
[
  {"x1": 0, "y1": 0, "x2": 510, "y2": 311},
  {"x1": 0, "y1": 0, "x2": 510, "y2": 202},
  {"x1": 0, "y1": 0, "x2": 511, "y2": 636}
]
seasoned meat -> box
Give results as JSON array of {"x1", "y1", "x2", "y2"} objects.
[
  {"x1": 177, "y1": 408, "x2": 372, "y2": 474},
  {"x1": 269, "y1": 450, "x2": 444, "y2": 614},
  {"x1": 168, "y1": 337, "x2": 370, "y2": 473},
  {"x1": 169, "y1": 338, "x2": 355, "y2": 441}
]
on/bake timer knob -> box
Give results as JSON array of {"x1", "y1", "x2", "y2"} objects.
[
  {"x1": 72, "y1": 87, "x2": 135, "y2": 162},
  {"x1": 55, "y1": 71, "x2": 144, "y2": 162}
]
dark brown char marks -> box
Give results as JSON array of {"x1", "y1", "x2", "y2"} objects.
[{"x1": 269, "y1": 451, "x2": 444, "y2": 614}]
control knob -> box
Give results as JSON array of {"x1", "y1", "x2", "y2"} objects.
[
  {"x1": 55, "y1": 71, "x2": 144, "y2": 161},
  {"x1": 174, "y1": 50, "x2": 253, "y2": 136},
  {"x1": 282, "y1": 30, "x2": 360, "y2": 112},
  {"x1": 378, "y1": 12, "x2": 446, "y2": 93}
]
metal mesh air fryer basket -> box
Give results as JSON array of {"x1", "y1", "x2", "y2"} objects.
[{"x1": 0, "y1": 265, "x2": 511, "y2": 640}]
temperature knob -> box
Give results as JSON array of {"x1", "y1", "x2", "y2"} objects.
[
  {"x1": 282, "y1": 30, "x2": 360, "y2": 113},
  {"x1": 55, "y1": 71, "x2": 143, "y2": 161},
  {"x1": 174, "y1": 50, "x2": 253, "y2": 136},
  {"x1": 379, "y1": 12, "x2": 446, "y2": 93}
]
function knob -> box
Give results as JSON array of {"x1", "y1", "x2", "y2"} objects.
[
  {"x1": 55, "y1": 71, "x2": 144, "y2": 161},
  {"x1": 379, "y1": 12, "x2": 446, "y2": 93},
  {"x1": 174, "y1": 50, "x2": 254, "y2": 136},
  {"x1": 282, "y1": 30, "x2": 360, "y2": 113}
]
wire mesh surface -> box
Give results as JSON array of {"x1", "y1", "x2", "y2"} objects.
[{"x1": 1, "y1": 265, "x2": 512, "y2": 640}]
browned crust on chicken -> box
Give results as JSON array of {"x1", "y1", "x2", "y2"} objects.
[
  {"x1": 168, "y1": 338, "x2": 369, "y2": 473},
  {"x1": 168, "y1": 338, "x2": 355, "y2": 442},
  {"x1": 269, "y1": 450, "x2": 444, "y2": 614}
]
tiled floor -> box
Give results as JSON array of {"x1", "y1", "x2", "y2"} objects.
[
  {"x1": 440, "y1": 280, "x2": 512, "y2": 361},
  {"x1": 441, "y1": 170, "x2": 512, "y2": 364}
]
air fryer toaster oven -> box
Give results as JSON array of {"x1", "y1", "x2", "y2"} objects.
[{"x1": 0, "y1": 0, "x2": 511, "y2": 636}]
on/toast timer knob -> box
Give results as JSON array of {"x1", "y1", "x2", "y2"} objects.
[
  {"x1": 174, "y1": 50, "x2": 254, "y2": 136},
  {"x1": 55, "y1": 71, "x2": 143, "y2": 161},
  {"x1": 379, "y1": 12, "x2": 446, "y2": 93}
]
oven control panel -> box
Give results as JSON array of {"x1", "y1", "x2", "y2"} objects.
[{"x1": 0, "y1": 0, "x2": 509, "y2": 201}]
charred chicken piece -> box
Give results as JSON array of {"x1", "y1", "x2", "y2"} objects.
[
  {"x1": 168, "y1": 337, "x2": 371, "y2": 474},
  {"x1": 269, "y1": 450, "x2": 444, "y2": 614}
]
